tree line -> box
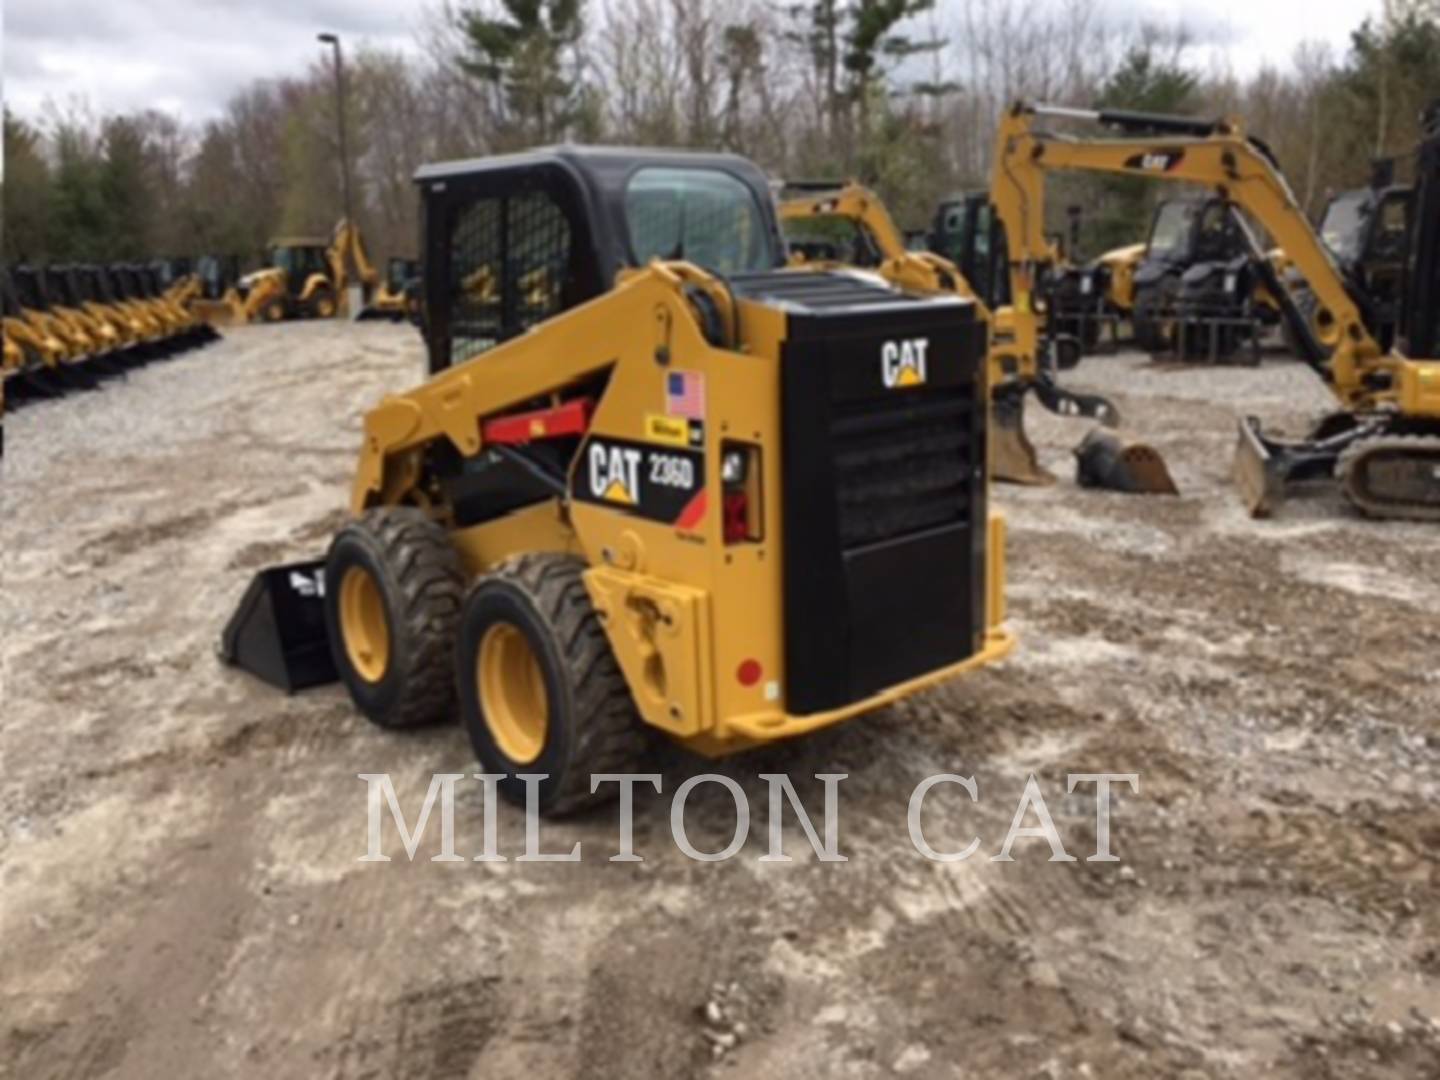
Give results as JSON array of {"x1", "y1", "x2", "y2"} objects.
[{"x1": 4, "y1": 0, "x2": 1439, "y2": 270}]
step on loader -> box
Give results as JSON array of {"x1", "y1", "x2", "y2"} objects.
[{"x1": 223, "y1": 148, "x2": 1016, "y2": 815}]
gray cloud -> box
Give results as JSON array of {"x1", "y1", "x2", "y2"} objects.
[{"x1": 4, "y1": 0, "x2": 426, "y2": 122}]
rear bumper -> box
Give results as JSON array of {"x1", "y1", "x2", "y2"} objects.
[{"x1": 696, "y1": 626, "x2": 1017, "y2": 752}]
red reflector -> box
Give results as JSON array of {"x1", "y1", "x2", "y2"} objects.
[
  {"x1": 737, "y1": 659, "x2": 762, "y2": 687},
  {"x1": 723, "y1": 491, "x2": 749, "y2": 544}
]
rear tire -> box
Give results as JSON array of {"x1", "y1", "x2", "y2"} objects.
[
  {"x1": 457, "y1": 554, "x2": 649, "y2": 817},
  {"x1": 324, "y1": 507, "x2": 465, "y2": 729}
]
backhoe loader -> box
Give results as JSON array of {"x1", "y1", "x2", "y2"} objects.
[
  {"x1": 232, "y1": 219, "x2": 379, "y2": 324},
  {"x1": 359, "y1": 256, "x2": 419, "y2": 321},
  {"x1": 780, "y1": 181, "x2": 1127, "y2": 486},
  {"x1": 223, "y1": 147, "x2": 1014, "y2": 816},
  {"x1": 993, "y1": 101, "x2": 1440, "y2": 520}
]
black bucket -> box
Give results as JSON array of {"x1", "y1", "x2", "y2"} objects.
[{"x1": 219, "y1": 560, "x2": 338, "y2": 692}]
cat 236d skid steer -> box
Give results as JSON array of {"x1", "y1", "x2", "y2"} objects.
[{"x1": 222, "y1": 149, "x2": 1015, "y2": 815}]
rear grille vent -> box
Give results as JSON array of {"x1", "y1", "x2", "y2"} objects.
[{"x1": 831, "y1": 389, "x2": 975, "y2": 548}]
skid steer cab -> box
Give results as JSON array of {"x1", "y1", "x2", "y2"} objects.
[{"x1": 222, "y1": 147, "x2": 1015, "y2": 816}]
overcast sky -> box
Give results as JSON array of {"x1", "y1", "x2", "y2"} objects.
[{"x1": 3, "y1": 0, "x2": 1384, "y2": 126}]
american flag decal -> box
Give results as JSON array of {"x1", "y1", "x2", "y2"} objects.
[{"x1": 666, "y1": 370, "x2": 706, "y2": 420}]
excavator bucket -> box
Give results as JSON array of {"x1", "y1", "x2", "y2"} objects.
[
  {"x1": 1074, "y1": 429, "x2": 1179, "y2": 495},
  {"x1": 1234, "y1": 416, "x2": 1288, "y2": 517},
  {"x1": 218, "y1": 560, "x2": 337, "y2": 692},
  {"x1": 991, "y1": 388, "x2": 1056, "y2": 485}
]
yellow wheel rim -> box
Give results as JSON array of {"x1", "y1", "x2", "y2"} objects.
[
  {"x1": 477, "y1": 624, "x2": 548, "y2": 765},
  {"x1": 339, "y1": 566, "x2": 390, "y2": 683}
]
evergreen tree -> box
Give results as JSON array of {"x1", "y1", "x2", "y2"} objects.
[{"x1": 458, "y1": 0, "x2": 588, "y2": 147}]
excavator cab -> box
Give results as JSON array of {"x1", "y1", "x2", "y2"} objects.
[
  {"x1": 927, "y1": 193, "x2": 1011, "y2": 307},
  {"x1": 1303, "y1": 170, "x2": 1414, "y2": 351}
]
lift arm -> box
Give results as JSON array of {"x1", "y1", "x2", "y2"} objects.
[{"x1": 780, "y1": 184, "x2": 986, "y2": 307}]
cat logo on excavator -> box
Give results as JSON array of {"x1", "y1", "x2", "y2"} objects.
[{"x1": 882, "y1": 338, "x2": 929, "y2": 388}]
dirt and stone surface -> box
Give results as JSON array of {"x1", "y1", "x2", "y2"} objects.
[{"x1": 3, "y1": 322, "x2": 1439, "y2": 1079}]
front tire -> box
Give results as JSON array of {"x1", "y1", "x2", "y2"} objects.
[
  {"x1": 310, "y1": 287, "x2": 337, "y2": 320},
  {"x1": 458, "y1": 554, "x2": 648, "y2": 817},
  {"x1": 323, "y1": 507, "x2": 465, "y2": 729}
]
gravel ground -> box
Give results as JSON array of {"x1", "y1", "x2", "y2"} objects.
[{"x1": 2, "y1": 322, "x2": 1439, "y2": 1079}]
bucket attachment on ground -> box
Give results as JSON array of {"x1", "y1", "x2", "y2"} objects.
[
  {"x1": 219, "y1": 560, "x2": 338, "y2": 692},
  {"x1": 1074, "y1": 429, "x2": 1179, "y2": 494},
  {"x1": 992, "y1": 384, "x2": 1056, "y2": 485}
]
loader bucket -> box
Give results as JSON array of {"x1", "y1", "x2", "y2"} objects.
[
  {"x1": 192, "y1": 298, "x2": 242, "y2": 328},
  {"x1": 1074, "y1": 429, "x2": 1179, "y2": 495},
  {"x1": 219, "y1": 560, "x2": 338, "y2": 692},
  {"x1": 1233, "y1": 416, "x2": 1289, "y2": 518},
  {"x1": 991, "y1": 385, "x2": 1057, "y2": 485}
]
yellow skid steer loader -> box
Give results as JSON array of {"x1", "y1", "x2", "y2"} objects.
[{"x1": 223, "y1": 148, "x2": 1015, "y2": 815}]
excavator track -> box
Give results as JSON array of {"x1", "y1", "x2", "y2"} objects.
[{"x1": 1337, "y1": 434, "x2": 1440, "y2": 521}]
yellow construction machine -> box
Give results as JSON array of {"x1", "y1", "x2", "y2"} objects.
[
  {"x1": 780, "y1": 181, "x2": 1130, "y2": 486},
  {"x1": 993, "y1": 101, "x2": 1440, "y2": 519},
  {"x1": 223, "y1": 148, "x2": 1015, "y2": 815},
  {"x1": 360, "y1": 256, "x2": 420, "y2": 322},
  {"x1": 229, "y1": 219, "x2": 379, "y2": 324},
  {"x1": 1, "y1": 267, "x2": 103, "y2": 398}
]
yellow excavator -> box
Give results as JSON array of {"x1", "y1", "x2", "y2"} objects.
[
  {"x1": 780, "y1": 182, "x2": 1131, "y2": 486},
  {"x1": 220, "y1": 219, "x2": 379, "y2": 325},
  {"x1": 992, "y1": 101, "x2": 1440, "y2": 519}
]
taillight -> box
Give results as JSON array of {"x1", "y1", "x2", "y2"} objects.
[{"x1": 721, "y1": 443, "x2": 762, "y2": 545}]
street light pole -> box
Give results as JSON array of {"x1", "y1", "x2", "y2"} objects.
[{"x1": 317, "y1": 33, "x2": 353, "y2": 228}]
